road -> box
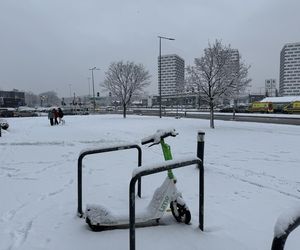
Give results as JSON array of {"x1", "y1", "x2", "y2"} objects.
[{"x1": 126, "y1": 109, "x2": 300, "y2": 126}]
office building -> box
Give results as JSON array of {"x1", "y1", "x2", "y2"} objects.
[
  {"x1": 158, "y1": 54, "x2": 185, "y2": 96},
  {"x1": 279, "y1": 42, "x2": 300, "y2": 96},
  {"x1": 0, "y1": 90, "x2": 25, "y2": 107}
]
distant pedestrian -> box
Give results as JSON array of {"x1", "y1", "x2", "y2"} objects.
[
  {"x1": 54, "y1": 109, "x2": 59, "y2": 125},
  {"x1": 57, "y1": 108, "x2": 64, "y2": 124},
  {"x1": 48, "y1": 109, "x2": 54, "y2": 126}
]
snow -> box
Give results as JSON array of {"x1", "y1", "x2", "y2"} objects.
[
  {"x1": 1, "y1": 114, "x2": 300, "y2": 250},
  {"x1": 85, "y1": 204, "x2": 117, "y2": 225},
  {"x1": 141, "y1": 128, "x2": 177, "y2": 145},
  {"x1": 132, "y1": 156, "x2": 199, "y2": 178},
  {"x1": 79, "y1": 142, "x2": 141, "y2": 156},
  {"x1": 17, "y1": 106, "x2": 37, "y2": 111},
  {"x1": 260, "y1": 96, "x2": 300, "y2": 103}
]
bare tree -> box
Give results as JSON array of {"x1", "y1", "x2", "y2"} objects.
[
  {"x1": 186, "y1": 40, "x2": 251, "y2": 128},
  {"x1": 102, "y1": 61, "x2": 151, "y2": 118},
  {"x1": 25, "y1": 92, "x2": 39, "y2": 107},
  {"x1": 39, "y1": 91, "x2": 60, "y2": 107}
]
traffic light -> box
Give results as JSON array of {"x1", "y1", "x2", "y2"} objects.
[{"x1": 97, "y1": 92, "x2": 100, "y2": 97}]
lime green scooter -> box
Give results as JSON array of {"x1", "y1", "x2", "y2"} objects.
[{"x1": 85, "y1": 128, "x2": 191, "y2": 231}]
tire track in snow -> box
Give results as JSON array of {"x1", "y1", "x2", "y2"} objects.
[
  {"x1": 0, "y1": 203, "x2": 27, "y2": 223},
  {"x1": 209, "y1": 166, "x2": 300, "y2": 200},
  {"x1": 0, "y1": 138, "x2": 121, "y2": 147},
  {"x1": 1, "y1": 160, "x2": 67, "y2": 179},
  {"x1": 34, "y1": 161, "x2": 63, "y2": 174},
  {"x1": 2, "y1": 178, "x2": 74, "y2": 250},
  {"x1": 39, "y1": 178, "x2": 74, "y2": 200},
  {"x1": 0, "y1": 141, "x2": 74, "y2": 146},
  {"x1": 7, "y1": 220, "x2": 33, "y2": 250},
  {"x1": 0, "y1": 166, "x2": 21, "y2": 178}
]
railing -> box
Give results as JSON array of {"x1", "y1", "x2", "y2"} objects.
[
  {"x1": 129, "y1": 157, "x2": 203, "y2": 250},
  {"x1": 77, "y1": 143, "x2": 142, "y2": 217},
  {"x1": 271, "y1": 214, "x2": 300, "y2": 250}
]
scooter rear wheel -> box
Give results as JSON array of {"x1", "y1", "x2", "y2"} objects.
[{"x1": 170, "y1": 201, "x2": 191, "y2": 224}]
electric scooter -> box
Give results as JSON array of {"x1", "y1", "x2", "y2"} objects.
[{"x1": 85, "y1": 128, "x2": 191, "y2": 231}]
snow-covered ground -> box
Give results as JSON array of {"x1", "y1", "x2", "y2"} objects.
[{"x1": 0, "y1": 114, "x2": 300, "y2": 250}]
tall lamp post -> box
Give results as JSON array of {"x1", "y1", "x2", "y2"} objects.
[
  {"x1": 68, "y1": 84, "x2": 72, "y2": 99},
  {"x1": 89, "y1": 67, "x2": 100, "y2": 113},
  {"x1": 158, "y1": 35, "x2": 175, "y2": 118},
  {"x1": 88, "y1": 77, "x2": 91, "y2": 97}
]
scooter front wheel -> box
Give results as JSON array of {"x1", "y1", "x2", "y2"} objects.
[{"x1": 170, "y1": 201, "x2": 191, "y2": 224}]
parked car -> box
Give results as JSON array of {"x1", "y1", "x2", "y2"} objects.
[
  {"x1": 220, "y1": 105, "x2": 249, "y2": 113},
  {"x1": 220, "y1": 106, "x2": 234, "y2": 113},
  {"x1": 14, "y1": 110, "x2": 38, "y2": 117},
  {"x1": 0, "y1": 108, "x2": 14, "y2": 117},
  {"x1": 105, "y1": 106, "x2": 114, "y2": 111}
]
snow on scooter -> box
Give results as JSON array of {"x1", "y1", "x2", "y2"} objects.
[{"x1": 85, "y1": 128, "x2": 191, "y2": 231}]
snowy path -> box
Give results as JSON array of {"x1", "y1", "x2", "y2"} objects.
[{"x1": 0, "y1": 115, "x2": 299, "y2": 250}]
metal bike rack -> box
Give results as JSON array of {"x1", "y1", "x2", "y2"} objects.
[
  {"x1": 271, "y1": 215, "x2": 300, "y2": 250},
  {"x1": 129, "y1": 157, "x2": 203, "y2": 250},
  {"x1": 77, "y1": 143, "x2": 142, "y2": 217}
]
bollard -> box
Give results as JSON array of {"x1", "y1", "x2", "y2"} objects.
[
  {"x1": 197, "y1": 130, "x2": 205, "y2": 231},
  {"x1": 197, "y1": 131, "x2": 205, "y2": 167}
]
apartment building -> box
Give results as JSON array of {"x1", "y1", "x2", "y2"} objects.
[
  {"x1": 158, "y1": 54, "x2": 185, "y2": 96},
  {"x1": 279, "y1": 42, "x2": 300, "y2": 96}
]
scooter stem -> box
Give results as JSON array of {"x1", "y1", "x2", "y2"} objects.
[{"x1": 160, "y1": 139, "x2": 175, "y2": 179}]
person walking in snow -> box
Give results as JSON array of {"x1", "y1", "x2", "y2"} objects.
[
  {"x1": 54, "y1": 108, "x2": 59, "y2": 125},
  {"x1": 57, "y1": 108, "x2": 64, "y2": 124},
  {"x1": 48, "y1": 109, "x2": 54, "y2": 126}
]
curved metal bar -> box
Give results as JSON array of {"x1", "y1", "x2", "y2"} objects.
[
  {"x1": 129, "y1": 157, "x2": 203, "y2": 250},
  {"x1": 77, "y1": 144, "x2": 142, "y2": 217},
  {"x1": 271, "y1": 216, "x2": 300, "y2": 250}
]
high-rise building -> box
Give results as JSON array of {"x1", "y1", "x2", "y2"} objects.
[
  {"x1": 227, "y1": 49, "x2": 240, "y2": 85},
  {"x1": 158, "y1": 54, "x2": 185, "y2": 96},
  {"x1": 279, "y1": 42, "x2": 300, "y2": 96},
  {"x1": 228, "y1": 49, "x2": 239, "y2": 67}
]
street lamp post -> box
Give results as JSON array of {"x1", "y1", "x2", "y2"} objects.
[
  {"x1": 89, "y1": 67, "x2": 100, "y2": 113},
  {"x1": 88, "y1": 77, "x2": 91, "y2": 97},
  {"x1": 68, "y1": 84, "x2": 72, "y2": 99},
  {"x1": 158, "y1": 36, "x2": 175, "y2": 118}
]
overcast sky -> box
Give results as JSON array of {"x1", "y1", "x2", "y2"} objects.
[{"x1": 1, "y1": 0, "x2": 300, "y2": 98}]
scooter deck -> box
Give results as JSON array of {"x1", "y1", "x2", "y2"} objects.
[{"x1": 86, "y1": 217, "x2": 160, "y2": 231}]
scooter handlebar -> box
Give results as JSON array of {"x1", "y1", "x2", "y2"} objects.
[{"x1": 141, "y1": 129, "x2": 178, "y2": 145}]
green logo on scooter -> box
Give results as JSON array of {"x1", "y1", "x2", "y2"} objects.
[{"x1": 159, "y1": 196, "x2": 170, "y2": 212}]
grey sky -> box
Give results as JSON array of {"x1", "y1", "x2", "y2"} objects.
[{"x1": 0, "y1": 0, "x2": 299, "y2": 98}]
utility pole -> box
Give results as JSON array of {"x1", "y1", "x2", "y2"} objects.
[{"x1": 89, "y1": 67, "x2": 100, "y2": 113}]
